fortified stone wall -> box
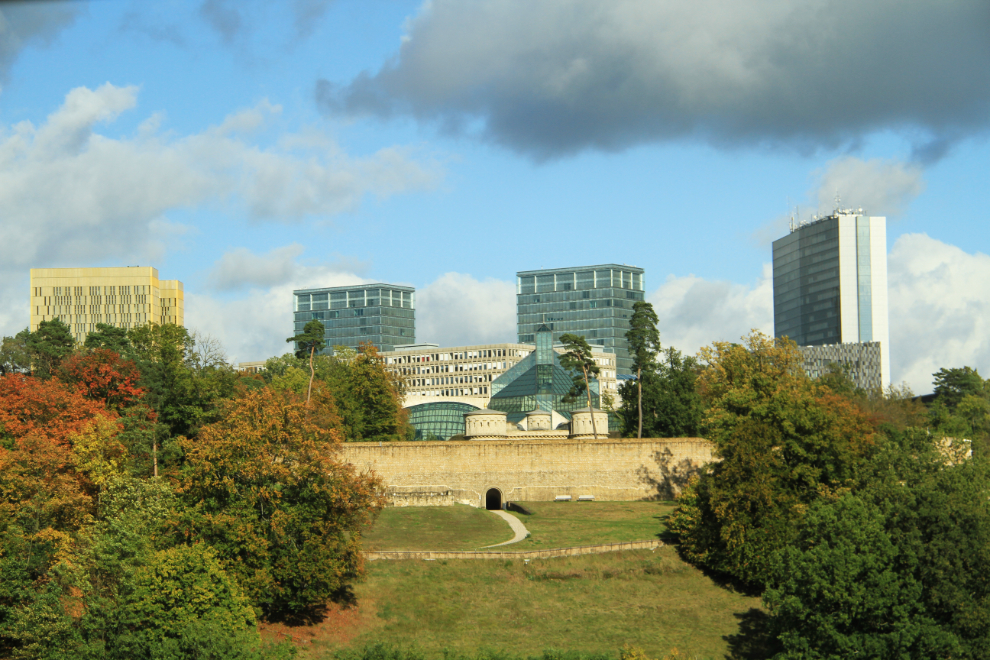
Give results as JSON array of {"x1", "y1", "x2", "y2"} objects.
[{"x1": 340, "y1": 438, "x2": 714, "y2": 507}]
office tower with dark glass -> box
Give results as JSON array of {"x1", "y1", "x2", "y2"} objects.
[
  {"x1": 772, "y1": 209, "x2": 889, "y2": 388},
  {"x1": 293, "y1": 283, "x2": 415, "y2": 354},
  {"x1": 516, "y1": 264, "x2": 645, "y2": 376}
]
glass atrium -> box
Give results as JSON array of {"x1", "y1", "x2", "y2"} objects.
[
  {"x1": 293, "y1": 283, "x2": 415, "y2": 354},
  {"x1": 489, "y1": 323, "x2": 601, "y2": 424},
  {"x1": 516, "y1": 264, "x2": 645, "y2": 376},
  {"x1": 405, "y1": 401, "x2": 479, "y2": 440}
]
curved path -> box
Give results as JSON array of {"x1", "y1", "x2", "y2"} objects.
[{"x1": 483, "y1": 510, "x2": 530, "y2": 548}]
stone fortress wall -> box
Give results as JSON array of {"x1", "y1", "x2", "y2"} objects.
[{"x1": 340, "y1": 437, "x2": 715, "y2": 507}]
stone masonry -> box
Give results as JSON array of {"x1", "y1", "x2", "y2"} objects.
[{"x1": 340, "y1": 437, "x2": 714, "y2": 507}]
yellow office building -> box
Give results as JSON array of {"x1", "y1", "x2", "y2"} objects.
[{"x1": 30, "y1": 267, "x2": 184, "y2": 343}]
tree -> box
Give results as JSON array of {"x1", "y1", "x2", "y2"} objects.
[
  {"x1": 558, "y1": 333, "x2": 602, "y2": 440},
  {"x1": 60, "y1": 349, "x2": 146, "y2": 411},
  {"x1": 668, "y1": 331, "x2": 876, "y2": 586},
  {"x1": 625, "y1": 301, "x2": 660, "y2": 438},
  {"x1": 84, "y1": 323, "x2": 133, "y2": 358},
  {"x1": 172, "y1": 387, "x2": 383, "y2": 616},
  {"x1": 763, "y1": 495, "x2": 954, "y2": 659},
  {"x1": 26, "y1": 319, "x2": 75, "y2": 378},
  {"x1": 0, "y1": 330, "x2": 32, "y2": 376},
  {"x1": 286, "y1": 320, "x2": 326, "y2": 405},
  {"x1": 617, "y1": 347, "x2": 703, "y2": 438},
  {"x1": 933, "y1": 366, "x2": 985, "y2": 410},
  {"x1": 763, "y1": 429, "x2": 990, "y2": 658}
]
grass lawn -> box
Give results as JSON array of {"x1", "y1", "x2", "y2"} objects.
[
  {"x1": 505, "y1": 501, "x2": 675, "y2": 550},
  {"x1": 362, "y1": 504, "x2": 514, "y2": 551},
  {"x1": 261, "y1": 503, "x2": 771, "y2": 660},
  {"x1": 268, "y1": 547, "x2": 765, "y2": 660}
]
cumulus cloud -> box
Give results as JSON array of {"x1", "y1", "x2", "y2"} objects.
[
  {"x1": 813, "y1": 157, "x2": 926, "y2": 217},
  {"x1": 185, "y1": 265, "x2": 369, "y2": 364},
  {"x1": 318, "y1": 0, "x2": 990, "y2": 159},
  {"x1": 644, "y1": 235, "x2": 990, "y2": 394},
  {"x1": 416, "y1": 273, "x2": 517, "y2": 347},
  {"x1": 0, "y1": 83, "x2": 440, "y2": 337},
  {"x1": 648, "y1": 265, "x2": 774, "y2": 357},
  {"x1": 206, "y1": 244, "x2": 370, "y2": 291},
  {"x1": 888, "y1": 234, "x2": 990, "y2": 394},
  {"x1": 0, "y1": 1, "x2": 79, "y2": 83}
]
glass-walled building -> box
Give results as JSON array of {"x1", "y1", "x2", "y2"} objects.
[
  {"x1": 293, "y1": 283, "x2": 415, "y2": 354},
  {"x1": 517, "y1": 264, "x2": 645, "y2": 376},
  {"x1": 772, "y1": 210, "x2": 889, "y2": 386}
]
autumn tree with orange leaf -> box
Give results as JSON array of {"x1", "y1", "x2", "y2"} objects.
[{"x1": 172, "y1": 386, "x2": 384, "y2": 617}]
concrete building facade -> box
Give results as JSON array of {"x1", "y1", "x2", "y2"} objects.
[
  {"x1": 29, "y1": 267, "x2": 183, "y2": 343},
  {"x1": 517, "y1": 264, "x2": 645, "y2": 376},
  {"x1": 772, "y1": 209, "x2": 890, "y2": 387}
]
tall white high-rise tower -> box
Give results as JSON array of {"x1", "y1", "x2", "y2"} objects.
[{"x1": 772, "y1": 209, "x2": 890, "y2": 388}]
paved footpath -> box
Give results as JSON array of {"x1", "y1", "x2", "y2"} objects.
[{"x1": 483, "y1": 510, "x2": 530, "y2": 547}]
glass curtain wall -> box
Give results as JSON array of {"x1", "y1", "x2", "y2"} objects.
[
  {"x1": 516, "y1": 265, "x2": 645, "y2": 376},
  {"x1": 293, "y1": 284, "x2": 415, "y2": 353}
]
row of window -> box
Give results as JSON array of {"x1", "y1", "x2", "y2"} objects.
[
  {"x1": 517, "y1": 269, "x2": 644, "y2": 294},
  {"x1": 405, "y1": 373, "x2": 495, "y2": 388}
]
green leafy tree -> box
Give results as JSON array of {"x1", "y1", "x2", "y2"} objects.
[
  {"x1": 618, "y1": 347, "x2": 703, "y2": 438},
  {"x1": 765, "y1": 429, "x2": 990, "y2": 658},
  {"x1": 26, "y1": 319, "x2": 75, "y2": 378},
  {"x1": 286, "y1": 320, "x2": 326, "y2": 405},
  {"x1": 933, "y1": 366, "x2": 985, "y2": 409},
  {"x1": 625, "y1": 301, "x2": 660, "y2": 438},
  {"x1": 764, "y1": 494, "x2": 955, "y2": 659},
  {"x1": 558, "y1": 333, "x2": 602, "y2": 440},
  {"x1": 84, "y1": 323, "x2": 134, "y2": 358},
  {"x1": 667, "y1": 331, "x2": 876, "y2": 586},
  {"x1": 0, "y1": 330, "x2": 32, "y2": 376}
]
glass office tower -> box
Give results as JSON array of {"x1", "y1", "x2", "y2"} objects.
[
  {"x1": 772, "y1": 211, "x2": 889, "y2": 385},
  {"x1": 516, "y1": 264, "x2": 645, "y2": 376},
  {"x1": 293, "y1": 283, "x2": 415, "y2": 354}
]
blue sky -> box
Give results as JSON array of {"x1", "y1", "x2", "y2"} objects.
[{"x1": 1, "y1": 0, "x2": 988, "y2": 392}]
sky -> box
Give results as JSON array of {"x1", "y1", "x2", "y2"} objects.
[{"x1": 0, "y1": 0, "x2": 988, "y2": 393}]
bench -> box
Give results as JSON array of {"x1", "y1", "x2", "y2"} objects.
[
  {"x1": 577, "y1": 495, "x2": 595, "y2": 501},
  {"x1": 554, "y1": 495, "x2": 572, "y2": 502}
]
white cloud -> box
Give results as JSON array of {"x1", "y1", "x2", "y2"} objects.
[
  {"x1": 0, "y1": 83, "x2": 441, "y2": 338},
  {"x1": 185, "y1": 264, "x2": 369, "y2": 364},
  {"x1": 647, "y1": 265, "x2": 774, "y2": 357},
  {"x1": 416, "y1": 273, "x2": 516, "y2": 347},
  {"x1": 813, "y1": 157, "x2": 926, "y2": 217},
  {"x1": 888, "y1": 234, "x2": 990, "y2": 393},
  {"x1": 207, "y1": 244, "x2": 306, "y2": 290}
]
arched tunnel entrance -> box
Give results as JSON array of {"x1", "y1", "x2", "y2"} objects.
[{"x1": 485, "y1": 488, "x2": 502, "y2": 510}]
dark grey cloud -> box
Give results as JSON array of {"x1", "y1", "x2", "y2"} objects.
[
  {"x1": 0, "y1": 1, "x2": 80, "y2": 82},
  {"x1": 316, "y1": 0, "x2": 990, "y2": 160}
]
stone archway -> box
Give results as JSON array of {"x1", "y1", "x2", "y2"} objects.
[{"x1": 485, "y1": 488, "x2": 502, "y2": 510}]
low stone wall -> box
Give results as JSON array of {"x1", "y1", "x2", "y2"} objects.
[
  {"x1": 364, "y1": 539, "x2": 663, "y2": 561},
  {"x1": 341, "y1": 437, "x2": 713, "y2": 507}
]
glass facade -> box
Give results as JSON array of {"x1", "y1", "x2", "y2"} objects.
[
  {"x1": 773, "y1": 214, "x2": 884, "y2": 347},
  {"x1": 773, "y1": 218, "x2": 842, "y2": 346},
  {"x1": 406, "y1": 401, "x2": 479, "y2": 440},
  {"x1": 293, "y1": 283, "x2": 414, "y2": 354},
  {"x1": 516, "y1": 264, "x2": 645, "y2": 376},
  {"x1": 490, "y1": 323, "x2": 601, "y2": 423}
]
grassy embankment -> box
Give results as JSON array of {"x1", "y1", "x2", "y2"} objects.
[{"x1": 264, "y1": 503, "x2": 766, "y2": 660}]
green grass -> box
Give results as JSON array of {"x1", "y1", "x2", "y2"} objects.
[
  {"x1": 504, "y1": 501, "x2": 675, "y2": 550},
  {"x1": 363, "y1": 504, "x2": 514, "y2": 551},
  {"x1": 304, "y1": 547, "x2": 764, "y2": 660}
]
